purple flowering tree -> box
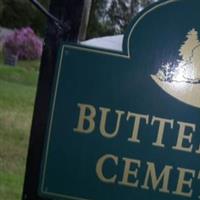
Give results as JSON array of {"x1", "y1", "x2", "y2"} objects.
[{"x1": 3, "y1": 27, "x2": 43, "y2": 60}]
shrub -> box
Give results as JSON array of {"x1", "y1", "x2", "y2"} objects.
[{"x1": 3, "y1": 27, "x2": 43, "y2": 60}]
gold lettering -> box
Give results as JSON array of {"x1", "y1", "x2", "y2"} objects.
[
  {"x1": 118, "y1": 158, "x2": 141, "y2": 187},
  {"x1": 172, "y1": 122, "x2": 195, "y2": 153},
  {"x1": 141, "y1": 162, "x2": 172, "y2": 193},
  {"x1": 173, "y1": 167, "x2": 195, "y2": 197},
  {"x1": 127, "y1": 112, "x2": 149, "y2": 143},
  {"x1": 96, "y1": 154, "x2": 118, "y2": 183},
  {"x1": 99, "y1": 107, "x2": 125, "y2": 138},
  {"x1": 151, "y1": 116, "x2": 174, "y2": 148},
  {"x1": 195, "y1": 145, "x2": 200, "y2": 154},
  {"x1": 73, "y1": 103, "x2": 96, "y2": 134}
]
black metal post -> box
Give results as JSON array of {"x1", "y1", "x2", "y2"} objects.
[
  {"x1": 22, "y1": 0, "x2": 84, "y2": 199},
  {"x1": 29, "y1": 0, "x2": 65, "y2": 30}
]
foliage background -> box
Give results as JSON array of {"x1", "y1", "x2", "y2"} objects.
[
  {"x1": 87, "y1": 0, "x2": 157, "y2": 38},
  {"x1": 0, "y1": 0, "x2": 49, "y2": 36},
  {"x1": 0, "y1": 0, "x2": 158, "y2": 38}
]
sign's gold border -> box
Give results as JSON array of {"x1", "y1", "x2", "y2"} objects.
[{"x1": 40, "y1": 0, "x2": 180, "y2": 199}]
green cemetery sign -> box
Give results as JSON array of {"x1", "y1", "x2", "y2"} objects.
[{"x1": 38, "y1": 0, "x2": 200, "y2": 199}]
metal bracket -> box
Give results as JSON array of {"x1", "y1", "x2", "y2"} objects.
[{"x1": 29, "y1": 0, "x2": 70, "y2": 33}]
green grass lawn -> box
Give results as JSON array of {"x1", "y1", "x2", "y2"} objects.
[{"x1": 0, "y1": 55, "x2": 40, "y2": 199}]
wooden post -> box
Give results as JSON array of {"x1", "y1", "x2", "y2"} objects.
[
  {"x1": 22, "y1": 0, "x2": 84, "y2": 199},
  {"x1": 78, "y1": 0, "x2": 92, "y2": 41}
]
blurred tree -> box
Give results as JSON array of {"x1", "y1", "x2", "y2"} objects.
[
  {"x1": 87, "y1": 0, "x2": 113, "y2": 38},
  {"x1": 87, "y1": 0, "x2": 158, "y2": 39},
  {"x1": 0, "y1": 0, "x2": 49, "y2": 36}
]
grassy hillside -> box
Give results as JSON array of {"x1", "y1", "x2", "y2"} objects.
[{"x1": 0, "y1": 56, "x2": 39, "y2": 199}]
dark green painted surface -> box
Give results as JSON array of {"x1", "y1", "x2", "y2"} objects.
[{"x1": 39, "y1": 0, "x2": 200, "y2": 199}]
